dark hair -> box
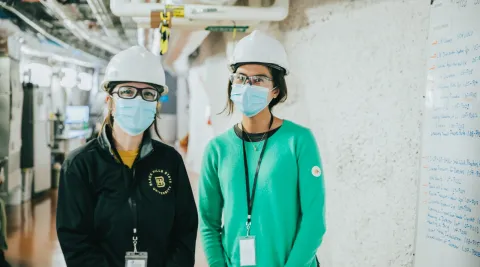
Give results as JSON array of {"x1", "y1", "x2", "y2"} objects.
[
  {"x1": 98, "y1": 82, "x2": 163, "y2": 140},
  {"x1": 222, "y1": 64, "x2": 288, "y2": 115}
]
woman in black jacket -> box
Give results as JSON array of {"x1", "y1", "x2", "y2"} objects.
[{"x1": 56, "y1": 46, "x2": 198, "y2": 267}]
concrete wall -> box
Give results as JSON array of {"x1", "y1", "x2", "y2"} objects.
[
  {"x1": 187, "y1": 0, "x2": 431, "y2": 266},
  {"x1": 278, "y1": 1, "x2": 430, "y2": 266}
]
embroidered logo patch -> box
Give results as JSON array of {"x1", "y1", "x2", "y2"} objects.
[
  {"x1": 148, "y1": 169, "x2": 172, "y2": 195},
  {"x1": 311, "y1": 166, "x2": 322, "y2": 177}
]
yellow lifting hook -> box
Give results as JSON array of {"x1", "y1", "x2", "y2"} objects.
[{"x1": 159, "y1": 11, "x2": 172, "y2": 55}]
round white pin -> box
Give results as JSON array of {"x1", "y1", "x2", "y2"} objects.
[{"x1": 311, "y1": 166, "x2": 322, "y2": 177}]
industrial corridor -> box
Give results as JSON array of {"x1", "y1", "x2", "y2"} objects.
[{"x1": 0, "y1": 0, "x2": 479, "y2": 267}]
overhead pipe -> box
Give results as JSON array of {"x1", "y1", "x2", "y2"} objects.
[
  {"x1": 98, "y1": 0, "x2": 131, "y2": 43},
  {"x1": 21, "y1": 46, "x2": 103, "y2": 69},
  {"x1": 86, "y1": 0, "x2": 116, "y2": 38},
  {"x1": 87, "y1": 0, "x2": 130, "y2": 43},
  {"x1": 132, "y1": 16, "x2": 261, "y2": 30},
  {"x1": 138, "y1": 0, "x2": 153, "y2": 49},
  {"x1": 41, "y1": 0, "x2": 123, "y2": 54},
  {"x1": 111, "y1": 0, "x2": 289, "y2": 22},
  {"x1": 0, "y1": 2, "x2": 107, "y2": 64},
  {"x1": 0, "y1": 2, "x2": 71, "y2": 49},
  {"x1": 93, "y1": 0, "x2": 115, "y2": 28}
]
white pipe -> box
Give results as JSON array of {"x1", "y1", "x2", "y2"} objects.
[
  {"x1": 21, "y1": 46, "x2": 103, "y2": 68},
  {"x1": 0, "y1": 2, "x2": 107, "y2": 65},
  {"x1": 86, "y1": 0, "x2": 116, "y2": 38},
  {"x1": 41, "y1": 0, "x2": 122, "y2": 54},
  {"x1": 95, "y1": 0, "x2": 116, "y2": 27},
  {"x1": 90, "y1": 0, "x2": 130, "y2": 45},
  {"x1": 111, "y1": 0, "x2": 289, "y2": 22},
  {"x1": 133, "y1": 17, "x2": 260, "y2": 30},
  {"x1": 137, "y1": 28, "x2": 145, "y2": 46},
  {"x1": 0, "y1": 2, "x2": 71, "y2": 49},
  {"x1": 151, "y1": 28, "x2": 161, "y2": 55}
]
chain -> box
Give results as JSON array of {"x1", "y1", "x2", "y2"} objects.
[{"x1": 159, "y1": 11, "x2": 171, "y2": 55}]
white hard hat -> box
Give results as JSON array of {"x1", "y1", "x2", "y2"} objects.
[
  {"x1": 101, "y1": 46, "x2": 169, "y2": 95},
  {"x1": 229, "y1": 30, "x2": 289, "y2": 75}
]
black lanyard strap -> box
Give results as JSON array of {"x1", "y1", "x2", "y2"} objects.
[
  {"x1": 128, "y1": 197, "x2": 138, "y2": 232},
  {"x1": 128, "y1": 197, "x2": 139, "y2": 252},
  {"x1": 242, "y1": 114, "x2": 274, "y2": 235},
  {"x1": 128, "y1": 165, "x2": 140, "y2": 253}
]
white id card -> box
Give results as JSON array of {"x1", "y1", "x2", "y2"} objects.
[
  {"x1": 125, "y1": 251, "x2": 148, "y2": 267},
  {"x1": 239, "y1": 236, "x2": 256, "y2": 266}
]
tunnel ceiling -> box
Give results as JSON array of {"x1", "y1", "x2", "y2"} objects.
[
  {"x1": 0, "y1": 0, "x2": 138, "y2": 60},
  {"x1": 1, "y1": 0, "x2": 274, "y2": 62}
]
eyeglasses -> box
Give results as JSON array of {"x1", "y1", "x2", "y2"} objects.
[
  {"x1": 229, "y1": 73, "x2": 273, "y2": 86},
  {"x1": 111, "y1": 86, "x2": 160, "y2": 102}
]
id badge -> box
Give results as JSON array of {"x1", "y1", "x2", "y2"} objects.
[
  {"x1": 239, "y1": 236, "x2": 256, "y2": 266},
  {"x1": 125, "y1": 251, "x2": 148, "y2": 267}
]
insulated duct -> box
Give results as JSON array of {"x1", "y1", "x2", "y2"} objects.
[{"x1": 110, "y1": 0, "x2": 289, "y2": 29}]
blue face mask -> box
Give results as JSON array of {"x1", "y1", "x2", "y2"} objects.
[
  {"x1": 113, "y1": 96, "x2": 157, "y2": 136},
  {"x1": 230, "y1": 84, "x2": 271, "y2": 117}
]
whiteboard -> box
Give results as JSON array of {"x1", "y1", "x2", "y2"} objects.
[{"x1": 414, "y1": 1, "x2": 480, "y2": 267}]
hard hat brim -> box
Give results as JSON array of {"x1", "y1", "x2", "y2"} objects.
[
  {"x1": 102, "y1": 80, "x2": 169, "y2": 96},
  {"x1": 229, "y1": 62, "x2": 288, "y2": 76}
]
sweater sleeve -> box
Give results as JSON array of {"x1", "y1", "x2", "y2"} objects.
[
  {"x1": 198, "y1": 141, "x2": 227, "y2": 267},
  {"x1": 284, "y1": 129, "x2": 326, "y2": 267}
]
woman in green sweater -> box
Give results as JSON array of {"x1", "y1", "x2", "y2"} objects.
[{"x1": 198, "y1": 30, "x2": 326, "y2": 267}]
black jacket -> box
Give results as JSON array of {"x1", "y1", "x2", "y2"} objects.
[{"x1": 56, "y1": 126, "x2": 198, "y2": 267}]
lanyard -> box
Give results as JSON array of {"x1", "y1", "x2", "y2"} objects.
[
  {"x1": 242, "y1": 114, "x2": 274, "y2": 236},
  {"x1": 128, "y1": 196, "x2": 139, "y2": 253},
  {"x1": 128, "y1": 168, "x2": 139, "y2": 253}
]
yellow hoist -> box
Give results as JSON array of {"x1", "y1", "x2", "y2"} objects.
[
  {"x1": 159, "y1": 10, "x2": 172, "y2": 55},
  {"x1": 154, "y1": 5, "x2": 242, "y2": 56}
]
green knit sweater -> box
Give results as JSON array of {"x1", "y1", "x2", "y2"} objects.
[{"x1": 199, "y1": 120, "x2": 326, "y2": 267}]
